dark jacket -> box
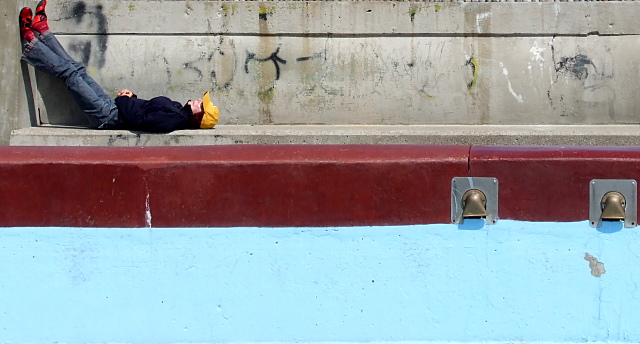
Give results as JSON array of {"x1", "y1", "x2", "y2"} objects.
[{"x1": 114, "y1": 95, "x2": 193, "y2": 132}]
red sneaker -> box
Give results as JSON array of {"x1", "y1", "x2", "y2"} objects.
[
  {"x1": 19, "y1": 7, "x2": 35, "y2": 42},
  {"x1": 32, "y1": 0, "x2": 49, "y2": 34}
]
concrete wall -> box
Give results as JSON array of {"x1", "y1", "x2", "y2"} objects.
[
  {"x1": 0, "y1": 1, "x2": 34, "y2": 145},
  {"x1": 12, "y1": 0, "x2": 640, "y2": 131}
]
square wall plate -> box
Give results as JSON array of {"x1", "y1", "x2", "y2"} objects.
[
  {"x1": 452, "y1": 177, "x2": 498, "y2": 225},
  {"x1": 589, "y1": 179, "x2": 637, "y2": 228}
]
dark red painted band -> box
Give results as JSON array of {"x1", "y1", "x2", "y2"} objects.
[
  {"x1": 0, "y1": 145, "x2": 469, "y2": 227},
  {"x1": 3, "y1": 145, "x2": 640, "y2": 227},
  {"x1": 470, "y1": 146, "x2": 640, "y2": 222}
]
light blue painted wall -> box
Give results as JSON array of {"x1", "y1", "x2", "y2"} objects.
[{"x1": 1, "y1": 221, "x2": 639, "y2": 344}]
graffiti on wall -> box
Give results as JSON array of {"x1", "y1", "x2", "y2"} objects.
[
  {"x1": 556, "y1": 54, "x2": 597, "y2": 81},
  {"x1": 65, "y1": 1, "x2": 109, "y2": 68},
  {"x1": 245, "y1": 47, "x2": 287, "y2": 80},
  {"x1": 547, "y1": 37, "x2": 615, "y2": 119},
  {"x1": 48, "y1": 1, "x2": 629, "y2": 126}
]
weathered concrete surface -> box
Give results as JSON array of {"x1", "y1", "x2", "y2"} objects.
[
  {"x1": 17, "y1": 1, "x2": 640, "y2": 130},
  {"x1": 11, "y1": 124, "x2": 640, "y2": 146},
  {"x1": 42, "y1": 35, "x2": 640, "y2": 127},
  {"x1": 0, "y1": 1, "x2": 27, "y2": 145},
  {"x1": 45, "y1": 1, "x2": 640, "y2": 35}
]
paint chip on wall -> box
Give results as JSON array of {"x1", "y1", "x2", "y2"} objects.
[{"x1": 584, "y1": 253, "x2": 606, "y2": 278}]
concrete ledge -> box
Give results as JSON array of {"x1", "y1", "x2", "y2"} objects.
[
  {"x1": 3, "y1": 145, "x2": 640, "y2": 227},
  {"x1": 10, "y1": 124, "x2": 640, "y2": 146},
  {"x1": 0, "y1": 145, "x2": 470, "y2": 227}
]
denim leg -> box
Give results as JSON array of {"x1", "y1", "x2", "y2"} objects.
[
  {"x1": 38, "y1": 30, "x2": 111, "y2": 102},
  {"x1": 22, "y1": 40, "x2": 117, "y2": 128}
]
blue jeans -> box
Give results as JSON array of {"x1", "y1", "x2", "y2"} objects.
[{"x1": 21, "y1": 31, "x2": 119, "y2": 129}]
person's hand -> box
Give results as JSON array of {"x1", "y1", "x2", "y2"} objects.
[{"x1": 117, "y1": 89, "x2": 135, "y2": 98}]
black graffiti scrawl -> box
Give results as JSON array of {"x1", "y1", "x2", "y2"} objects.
[
  {"x1": 67, "y1": 1, "x2": 109, "y2": 68},
  {"x1": 548, "y1": 37, "x2": 616, "y2": 119},
  {"x1": 245, "y1": 47, "x2": 287, "y2": 80},
  {"x1": 555, "y1": 54, "x2": 596, "y2": 81}
]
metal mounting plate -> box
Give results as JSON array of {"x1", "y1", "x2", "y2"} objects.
[
  {"x1": 589, "y1": 179, "x2": 637, "y2": 228},
  {"x1": 451, "y1": 177, "x2": 498, "y2": 225}
]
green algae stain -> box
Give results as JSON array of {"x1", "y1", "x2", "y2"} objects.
[
  {"x1": 258, "y1": 7, "x2": 275, "y2": 15},
  {"x1": 222, "y1": 4, "x2": 236, "y2": 15},
  {"x1": 410, "y1": 5, "x2": 441, "y2": 21},
  {"x1": 258, "y1": 87, "x2": 275, "y2": 102},
  {"x1": 87, "y1": 66, "x2": 98, "y2": 76},
  {"x1": 410, "y1": 6, "x2": 442, "y2": 21},
  {"x1": 107, "y1": 2, "x2": 120, "y2": 16},
  {"x1": 419, "y1": 90, "x2": 435, "y2": 99},
  {"x1": 258, "y1": 6, "x2": 276, "y2": 20},
  {"x1": 408, "y1": 6, "x2": 422, "y2": 22},
  {"x1": 128, "y1": 4, "x2": 135, "y2": 11}
]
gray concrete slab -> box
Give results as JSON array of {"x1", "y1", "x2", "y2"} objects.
[
  {"x1": 35, "y1": 34, "x2": 640, "y2": 127},
  {"x1": 0, "y1": 1, "x2": 29, "y2": 145},
  {"x1": 10, "y1": 124, "x2": 640, "y2": 146},
  {"x1": 9, "y1": 1, "x2": 640, "y2": 144},
  {"x1": 47, "y1": 1, "x2": 640, "y2": 36}
]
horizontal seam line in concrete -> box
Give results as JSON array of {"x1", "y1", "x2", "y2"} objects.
[{"x1": 55, "y1": 33, "x2": 640, "y2": 37}]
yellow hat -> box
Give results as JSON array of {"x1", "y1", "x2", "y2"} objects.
[{"x1": 200, "y1": 91, "x2": 219, "y2": 129}]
